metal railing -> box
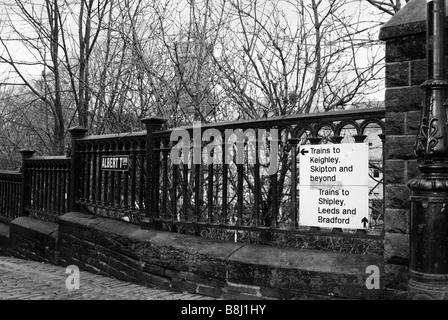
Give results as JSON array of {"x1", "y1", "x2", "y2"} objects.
[
  {"x1": 73, "y1": 131, "x2": 147, "y2": 223},
  {"x1": 0, "y1": 170, "x2": 22, "y2": 224},
  {"x1": 148, "y1": 108, "x2": 385, "y2": 245},
  {"x1": 0, "y1": 108, "x2": 385, "y2": 252},
  {"x1": 24, "y1": 156, "x2": 71, "y2": 222}
]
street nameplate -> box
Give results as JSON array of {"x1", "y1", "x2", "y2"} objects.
[{"x1": 101, "y1": 155, "x2": 129, "y2": 171}]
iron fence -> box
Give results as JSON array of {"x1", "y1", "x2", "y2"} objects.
[
  {"x1": 74, "y1": 131, "x2": 147, "y2": 223},
  {"x1": 0, "y1": 170, "x2": 22, "y2": 224},
  {"x1": 0, "y1": 108, "x2": 386, "y2": 252},
  {"x1": 24, "y1": 156, "x2": 71, "y2": 222},
  {"x1": 150, "y1": 108, "x2": 385, "y2": 247}
]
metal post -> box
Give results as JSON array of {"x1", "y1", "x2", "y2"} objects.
[
  {"x1": 287, "y1": 138, "x2": 300, "y2": 228},
  {"x1": 408, "y1": 0, "x2": 448, "y2": 300},
  {"x1": 140, "y1": 116, "x2": 167, "y2": 230},
  {"x1": 19, "y1": 149, "x2": 36, "y2": 217},
  {"x1": 68, "y1": 126, "x2": 88, "y2": 212}
]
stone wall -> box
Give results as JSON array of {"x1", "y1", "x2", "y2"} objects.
[
  {"x1": 0, "y1": 223, "x2": 10, "y2": 256},
  {"x1": 1, "y1": 217, "x2": 59, "y2": 264},
  {"x1": 57, "y1": 212, "x2": 383, "y2": 300},
  {"x1": 0, "y1": 213, "x2": 383, "y2": 299}
]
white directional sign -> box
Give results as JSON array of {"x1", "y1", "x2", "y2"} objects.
[{"x1": 299, "y1": 143, "x2": 369, "y2": 229}]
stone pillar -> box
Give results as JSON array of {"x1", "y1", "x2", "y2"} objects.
[{"x1": 379, "y1": 0, "x2": 433, "y2": 298}]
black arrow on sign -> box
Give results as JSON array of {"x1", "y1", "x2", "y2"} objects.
[
  {"x1": 361, "y1": 217, "x2": 368, "y2": 228},
  {"x1": 300, "y1": 149, "x2": 309, "y2": 156}
]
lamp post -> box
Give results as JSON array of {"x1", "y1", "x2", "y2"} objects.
[{"x1": 408, "y1": 0, "x2": 448, "y2": 300}]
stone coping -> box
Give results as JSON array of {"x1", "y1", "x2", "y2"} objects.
[
  {"x1": 10, "y1": 216, "x2": 58, "y2": 239},
  {"x1": 0, "y1": 222, "x2": 9, "y2": 238},
  {"x1": 379, "y1": 0, "x2": 448, "y2": 40},
  {"x1": 0, "y1": 223, "x2": 9, "y2": 247}
]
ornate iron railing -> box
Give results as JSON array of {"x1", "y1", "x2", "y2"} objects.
[
  {"x1": 149, "y1": 108, "x2": 385, "y2": 248},
  {"x1": 24, "y1": 156, "x2": 71, "y2": 222},
  {"x1": 0, "y1": 108, "x2": 386, "y2": 253},
  {"x1": 0, "y1": 170, "x2": 22, "y2": 224},
  {"x1": 74, "y1": 131, "x2": 147, "y2": 223}
]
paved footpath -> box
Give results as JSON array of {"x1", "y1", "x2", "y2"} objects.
[{"x1": 0, "y1": 255, "x2": 214, "y2": 300}]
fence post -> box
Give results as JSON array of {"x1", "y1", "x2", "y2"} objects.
[
  {"x1": 19, "y1": 149, "x2": 36, "y2": 217},
  {"x1": 68, "y1": 126, "x2": 88, "y2": 212},
  {"x1": 287, "y1": 138, "x2": 300, "y2": 229},
  {"x1": 141, "y1": 117, "x2": 167, "y2": 230}
]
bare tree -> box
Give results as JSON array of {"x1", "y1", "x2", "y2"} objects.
[
  {"x1": 0, "y1": 0, "x2": 386, "y2": 163},
  {"x1": 0, "y1": 0, "x2": 68, "y2": 154},
  {"x1": 205, "y1": 0, "x2": 384, "y2": 119},
  {"x1": 0, "y1": 0, "x2": 112, "y2": 141}
]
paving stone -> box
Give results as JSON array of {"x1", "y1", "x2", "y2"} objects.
[{"x1": 0, "y1": 256, "x2": 215, "y2": 300}]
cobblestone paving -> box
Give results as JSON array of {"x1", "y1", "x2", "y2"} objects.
[{"x1": 0, "y1": 256, "x2": 214, "y2": 300}]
